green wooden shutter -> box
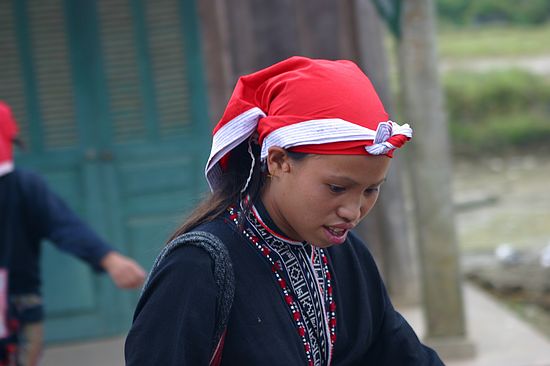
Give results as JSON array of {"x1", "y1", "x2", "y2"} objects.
[
  {"x1": 145, "y1": 0, "x2": 193, "y2": 138},
  {"x1": 96, "y1": 0, "x2": 195, "y2": 144},
  {"x1": 94, "y1": 0, "x2": 209, "y2": 276},
  {"x1": 27, "y1": 0, "x2": 79, "y2": 151},
  {"x1": 0, "y1": 0, "x2": 29, "y2": 145},
  {"x1": 97, "y1": 0, "x2": 147, "y2": 143}
]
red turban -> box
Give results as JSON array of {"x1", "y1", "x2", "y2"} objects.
[
  {"x1": 206, "y1": 56, "x2": 412, "y2": 190},
  {"x1": 0, "y1": 101, "x2": 19, "y2": 175}
]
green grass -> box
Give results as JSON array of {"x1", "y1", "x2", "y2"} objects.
[
  {"x1": 437, "y1": 24, "x2": 550, "y2": 59},
  {"x1": 450, "y1": 113, "x2": 550, "y2": 155},
  {"x1": 442, "y1": 69, "x2": 550, "y2": 156}
]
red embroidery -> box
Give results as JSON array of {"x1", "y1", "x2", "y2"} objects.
[{"x1": 228, "y1": 205, "x2": 337, "y2": 365}]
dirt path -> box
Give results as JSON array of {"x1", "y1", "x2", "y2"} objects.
[
  {"x1": 441, "y1": 55, "x2": 550, "y2": 75},
  {"x1": 453, "y1": 155, "x2": 550, "y2": 254}
]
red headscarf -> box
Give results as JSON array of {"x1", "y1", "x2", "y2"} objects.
[
  {"x1": 0, "y1": 101, "x2": 19, "y2": 174},
  {"x1": 205, "y1": 56, "x2": 412, "y2": 190}
]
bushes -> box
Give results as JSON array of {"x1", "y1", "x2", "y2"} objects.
[
  {"x1": 443, "y1": 70, "x2": 550, "y2": 155},
  {"x1": 438, "y1": 0, "x2": 550, "y2": 26}
]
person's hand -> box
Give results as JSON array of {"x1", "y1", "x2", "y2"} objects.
[{"x1": 100, "y1": 251, "x2": 146, "y2": 289}]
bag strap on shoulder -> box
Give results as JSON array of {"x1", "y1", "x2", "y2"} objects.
[{"x1": 141, "y1": 231, "x2": 235, "y2": 362}]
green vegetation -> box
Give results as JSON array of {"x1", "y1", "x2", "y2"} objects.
[
  {"x1": 385, "y1": 5, "x2": 550, "y2": 155},
  {"x1": 437, "y1": 0, "x2": 550, "y2": 26},
  {"x1": 435, "y1": 0, "x2": 550, "y2": 58},
  {"x1": 443, "y1": 70, "x2": 550, "y2": 155},
  {"x1": 438, "y1": 24, "x2": 550, "y2": 59}
]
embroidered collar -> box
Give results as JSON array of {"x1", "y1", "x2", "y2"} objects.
[
  {"x1": 228, "y1": 201, "x2": 337, "y2": 366},
  {"x1": 251, "y1": 199, "x2": 305, "y2": 246}
]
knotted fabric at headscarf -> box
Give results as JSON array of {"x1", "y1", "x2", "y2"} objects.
[{"x1": 205, "y1": 56, "x2": 412, "y2": 191}]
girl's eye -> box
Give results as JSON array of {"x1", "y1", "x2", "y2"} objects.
[
  {"x1": 365, "y1": 187, "x2": 380, "y2": 196},
  {"x1": 328, "y1": 184, "x2": 346, "y2": 193}
]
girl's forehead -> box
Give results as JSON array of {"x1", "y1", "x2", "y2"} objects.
[
  {"x1": 298, "y1": 153, "x2": 387, "y2": 164},
  {"x1": 295, "y1": 154, "x2": 390, "y2": 177}
]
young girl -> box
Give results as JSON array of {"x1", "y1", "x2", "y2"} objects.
[{"x1": 125, "y1": 56, "x2": 444, "y2": 365}]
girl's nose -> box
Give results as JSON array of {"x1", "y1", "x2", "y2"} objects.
[{"x1": 336, "y1": 201, "x2": 362, "y2": 223}]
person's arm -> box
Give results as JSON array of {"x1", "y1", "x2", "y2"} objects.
[
  {"x1": 355, "y1": 245, "x2": 443, "y2": 364},
  {"x1": 23, "y1": 170, "x2": 145, "y2": 288},
  {"x1": 345, "y1": 233, "x2": 444, "y2": 365},
  {"x1": 366, "y1": 285, "x2": 444, "y2": 365},
  {"x1": 125, "y1": 245, "x2": 219, "y2": 365}
]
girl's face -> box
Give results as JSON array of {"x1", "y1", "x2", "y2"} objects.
[{"x1": 261, "y1": 148, "x2": 391, "y2": 248}]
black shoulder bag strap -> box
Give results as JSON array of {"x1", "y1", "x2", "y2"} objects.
[{"x1": 140, "y1": 231, "x2": 235, "y2": 365}]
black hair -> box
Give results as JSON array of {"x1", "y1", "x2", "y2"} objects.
[
  {"x1": 169, "y1": 140, "x2": 262, "y2": 240},
  {"x1": 168, "y1": 142, "x2": 308, "y2": 241}
]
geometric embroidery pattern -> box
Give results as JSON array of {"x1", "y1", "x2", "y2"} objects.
[{"x1": 227, "y1": 203, "x2": 336, "y2": 366}]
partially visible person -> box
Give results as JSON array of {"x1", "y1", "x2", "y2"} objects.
[
  {"x1": 125, "y1": 57, "x2": 443, "y2": 365},
  {"x1": 0, "y1": 101, "x2": 146, "y2": 366}
]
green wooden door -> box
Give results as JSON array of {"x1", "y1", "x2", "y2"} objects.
[
  {"x1": 0, "y1": 0, "x2": 209, "y2": 342},
  {"x1": 90, "y1": 0, "x2": 211, "y2": 329}
]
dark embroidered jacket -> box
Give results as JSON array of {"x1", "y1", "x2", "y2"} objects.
[{"x1": 125, "y1": 201, "x2": 444, "y2": 365}]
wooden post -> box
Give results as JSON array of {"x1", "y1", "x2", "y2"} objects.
[
  {"x1": 350, "y1": 0, "x2": 421, "y2": 306},
  {"x1": 197, "y1": 0, "x2": 234, "y2": 122},
  {"x1": 396, "y1": 0, "x2": 475, "y2": 358}
]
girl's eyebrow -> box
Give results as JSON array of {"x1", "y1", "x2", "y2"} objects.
[{"x1": 327, "y1": 176, "x2": 387, "y2": 187}]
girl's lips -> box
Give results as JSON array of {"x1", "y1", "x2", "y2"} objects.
[{"x1": 323, "y1": 226, "x2": 348, "y2": 245}]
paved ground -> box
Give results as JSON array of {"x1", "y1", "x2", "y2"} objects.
[
  {"x1": 400, "y1": 283, "x2": 550, "y2": 366},
  {"x1": 41, "y1": 281, "x2": 550, "y2": 366},
  {"x1": 42, "y1": 336, "x2": 125, "y2": 366}
]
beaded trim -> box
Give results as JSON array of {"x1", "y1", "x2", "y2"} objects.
[{"x1": 228, "y1": 204, "x2": 337, "y2": 365}]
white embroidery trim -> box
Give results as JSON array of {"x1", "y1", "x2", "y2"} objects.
[{"x1": 206, "y1": 108, "x2": 412, "y2": 190}]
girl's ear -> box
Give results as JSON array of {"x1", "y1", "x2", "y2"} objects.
[{"x1": 266, "y1": 147, "x2": 291, "y2": 177}]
